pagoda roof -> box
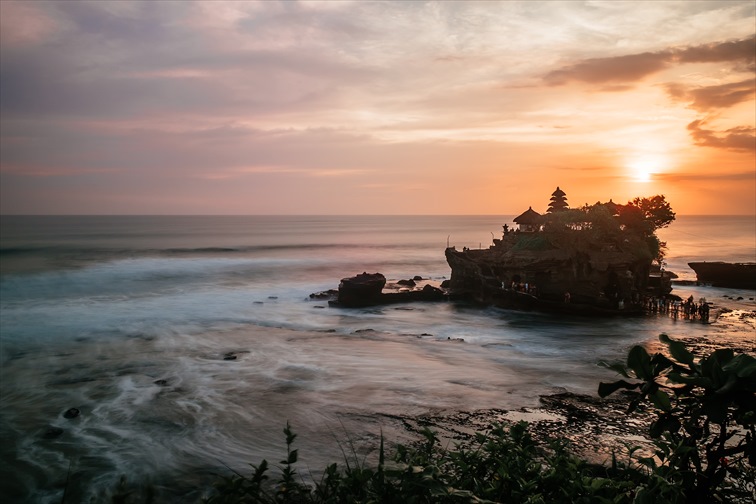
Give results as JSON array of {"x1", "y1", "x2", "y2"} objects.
[
  {"x1": 551, "y1": 186, "x2": 566, "y2": 197},
  {"x1": 603, "y1": 198, "x2": 619, "y2": 214},
  {"x1": 513, "y1": 206, "x2": 543, "y2": 224}
]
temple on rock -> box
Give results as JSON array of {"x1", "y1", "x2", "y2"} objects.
[{"x1": 445, "y1": 187, "x2": 672, "y2": 314}]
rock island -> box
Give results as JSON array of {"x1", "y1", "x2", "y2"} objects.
[{"x1": 444, "y1": 188, "x2": 676, "y2": 314}]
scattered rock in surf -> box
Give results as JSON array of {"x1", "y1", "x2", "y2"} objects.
[
  {"x1": 354, "y1": 328, "x2": 376, "y2": 334},
  {"x1": 313, "y1": 305, "x2": 325, "y2": 309},
  {"x1": 223, "y1": 352, "x2": 238, "y2": 361},
  {"x1": 43, "y1": 427, "x2": 64, "y2": 438},
  {"x1": 447, "y1": 337, "x2": 465, "y2": 342},
  {"x1": 397, "y1": 278, "x2": 416, "y2": 287},
  {"x1": 268, "y1": 296, "x2": 278, "y2": 299},
  {"x1": 63, "y1": 407, "x2": 80, "y2": 419},
  {"x1": 737, "y1": 296, "x2": 744, "y2": 300},
  {"x1": 253, "y1": 301, "x2": 264, "y2": 304},
  {"x1": 413, "y1": 275, "x2": 423, "y2": 281},
  {"x1": 154, "y1": 379, "x2": 169, "y2": 386},
  {"x1": 310, "y1": 289, "x2": 338, "y2": 299}
]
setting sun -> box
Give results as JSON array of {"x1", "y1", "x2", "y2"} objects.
[{"x1": 627, "y1": 155, "x2": 667, "y2": 183}]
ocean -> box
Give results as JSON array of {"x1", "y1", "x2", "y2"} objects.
[{"x1": 1, "y1": 215, "x2": 754, "y2": 502}]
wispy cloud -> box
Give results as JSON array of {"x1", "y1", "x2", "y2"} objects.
[
  {"x1": 545, "y1": 36, "x2": 755, "y2": 86},
  {"x1": 665, "y1": 79, "x2": 756, "y2": 112},
  {"x1": 687, "y1": 119, "x2": 756, "y2": 152}
]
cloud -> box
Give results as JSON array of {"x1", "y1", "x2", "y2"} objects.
[
  {"x1": 687, "y1": 119, "x2": 756, "y2": 152},
  {"x1": 545, "y1": 35, "x2": 755, "y2": 86},
  {"x1": 545, "y1": 52, "x2": 669, "y2": 86},
  {"x1": 675, "y1": 36, "x2": 756, "y2": 66},
  {"x1": 665, "y1": 79, "x2": 756, "y2": 112}
]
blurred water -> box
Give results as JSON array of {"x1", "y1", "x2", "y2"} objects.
[{"x1": 1, "y1": 215, "x2": 753, "y2": 502}]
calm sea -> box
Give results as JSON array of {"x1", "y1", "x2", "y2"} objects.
[{"x1": 1, "y1": 215, "x2": 754, "y2": 502}]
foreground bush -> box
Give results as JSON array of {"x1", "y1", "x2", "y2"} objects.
[
  {"x1": 599, "y1": 334, "x2": 756, "y2": 503},
  {"x1": 205, "y1": 421, "x2": 635, "y2": 504}
]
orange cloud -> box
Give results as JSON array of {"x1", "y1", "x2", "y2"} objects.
[
  {"x1": 545, "y1": 36, "x2": 755, "y2": 86},
  {"x1": 544, "y1": 52, "x2": 668, "y2": 86},
  {"x1": 687, "y1": 120, "x2": 756, "y2": 152},
  {"x1": 665, "y1": 79, "x2": 756, "y2": 112}
]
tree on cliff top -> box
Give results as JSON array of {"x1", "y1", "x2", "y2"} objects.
[
  {"x1": 530, "y1": 195, "x2": 674, "y2": 263},
  {"x1": 619, "y1": 195, "x2": 676, "y2": 234}
]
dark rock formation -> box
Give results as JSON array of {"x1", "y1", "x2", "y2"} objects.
[
  {"x1": 43, "y1": 427, "x2": 64, "y2": 438},
  {"x1": 445, "y1": 242, "x2": 652, "y2": 314},
  {"x1": 310, "y1": 289, "x2": 338, "y2": 299},
  {"x1": 332, "y1": 273, "x2": 446, "y2": 307},
  {"x1": 337, "y1": 272, "x2": 386, "y2": 306},
  {"x1": 688, "y1": 262, "x2": 756, "y2": 289},
  {"x1": 63, "y1": 407, "x2": 80, "y2": 419}
]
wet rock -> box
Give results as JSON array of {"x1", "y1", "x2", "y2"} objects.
[
  {"x1": 223, "y1": 352, "x2": 238, "y2": 361},
  {"x1": 337, "y1": 272, "x2": 386, "y2": 307},
  {"x1": 310, "y1": 289, "x2": 338, "y2": 299},
  {"x1": 397, "y1": 279, "x2": 416, "y2": 287},
  {"x1": 154, "y1": 379, "x2": 169, "y2": 386},
  {"x1": 63, "y1": 407, "x2": 80, "y2": 419},
  {"x1": 313, "y1": 305, "x2": 325, "y2": 309},
  {"x1": 413, "y1": 275, "x2": 423, "y2": 281},
  {"x1": 43, "y1": 427, "x2": 64, "y2": 439},
  {"x1": 268, "y1": 296, "x2": 278, "y2": 299}
]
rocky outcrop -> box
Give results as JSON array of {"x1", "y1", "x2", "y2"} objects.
[
  {"x1": 332, "y1": 272, "x2": 446, "y2": 307},
  {"x1": 337, "y1": 272, "x2": 386, "y2": 306},
  {"x1": 688, "y1": 262, "x2": 756, "y2": 289},
  {"x1": 445, "y1": 243, "x2": 652, "y2": 313}
]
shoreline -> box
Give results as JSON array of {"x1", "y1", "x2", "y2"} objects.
[{"x1": 389, "y1": 295, "x2": 756, "y2": 468}]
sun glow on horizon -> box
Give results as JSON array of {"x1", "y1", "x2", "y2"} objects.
[{"x1": 626, "y1": 153, "x2": 670, "y2": 183}]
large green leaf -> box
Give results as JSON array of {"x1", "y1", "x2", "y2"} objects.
[
  {"x1": 651, "y1": 389, "x2": 672, "y2": 412},
  {"x1": 627, "y1": 345, "x2": 653, "y2": 380},
  {"x1": 659, "y1": 334, "x2": 694, "y2": 365},
  {"x1": 722, "y1": 354, "x2": 756, "y2": 378}
]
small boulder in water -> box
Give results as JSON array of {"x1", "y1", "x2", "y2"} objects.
[
  {"x1": 337, "y1": 272, "x2": 386, "y2": 307},
  {"x1": 154, "y1": 379, "x2": 169, "y2": 386},
  {"x1": 63, "y1": 407, "x2": 80, "y2": 419},
  {"x1": 43, "y1": 427, "x2": 64, "y2": 438}
]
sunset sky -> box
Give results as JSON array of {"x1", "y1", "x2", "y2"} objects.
[{"x1": 1, "y1": 1, "x2": 754, "y2": 215}]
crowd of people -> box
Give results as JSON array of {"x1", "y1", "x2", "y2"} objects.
[{"x1": 646, "y1": 294, "x2": 710, "y2": 321}]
